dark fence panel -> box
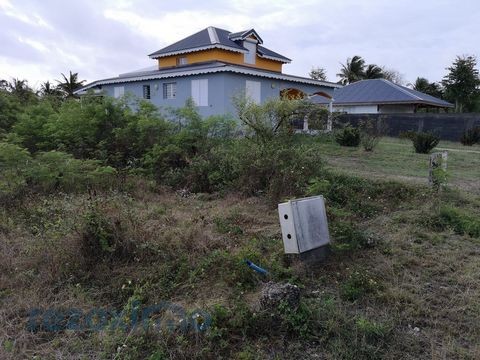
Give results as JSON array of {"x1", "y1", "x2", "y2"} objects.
[{"x1": 336, "y1": 113, "x2": 480, "y2": 141}]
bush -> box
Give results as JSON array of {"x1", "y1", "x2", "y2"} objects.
[
  {"x1": 335, "y1": 125, "x2": 361, "y2": 147},
  {"x1": 29, "y1": 151, "x2": 117, "y2": 192},
  {"x1": 460, "y1": 126, "x2": 480, "y2": 146},
  {"x1": 0, "y1": 142, "x2": 31, "y2": 199},
  {"x1": 229, "y1": 140, "x2": 324, "y2": 202},
  {"x1": 409, "y1": 131, "x2": 440, "y2": 153},
  {"x1": 80, "y1": 202, "x2": 138, "y2": 262},
  {"x1": 359, "y1": 118, "x2": 386, "y2": 151}
]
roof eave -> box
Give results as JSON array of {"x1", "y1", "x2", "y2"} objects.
[
  {"x1": 149, "y1": 44, "x2": 247, "y2": 59},
  {"x1": 257, "y1": 53, "x2": 291, "y2": 63},
  {"x1": 332, "y1": 100, "x2": 454, "y2": 107},
  {"x1": 75, "y1": 65, "x2": 341, "y2": 94}
]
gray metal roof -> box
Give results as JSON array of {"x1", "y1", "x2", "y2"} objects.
[
  {"x1": 75, "y1": 61, "x2": 341, "y2": 95},
  {"x1": 148, "y1": 26, "x2": 290, "y2": 63},
  {"x1": 228, "y1": 29, "x2": 263, "y2": 43},
  {"x1": 310, "y1": 79, "x2": 453, "y2": 108}
]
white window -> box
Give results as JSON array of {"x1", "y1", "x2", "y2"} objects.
[
  {"x1": 243, "y1": 40, "x2": 257, "y2": 65},
  {"x1": 176, "y1": 57, "x2": 188, "y2": 66},
  {"x1": 246, "y1": 80, "x2": 261, "y2": 104},
  {"x1": 113, "y1": 86, "x2": 124, "y2": 98},
  {"x1": 191, "y1": 79, "x2": 208, "y2": 106},
  {"x1": 163, "y1": 82, "x2": 176, "y2": 99}
]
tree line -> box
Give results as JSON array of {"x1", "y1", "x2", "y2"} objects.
[{"x1": 310, "y1": 55, "x2": 480, "y2": 112}]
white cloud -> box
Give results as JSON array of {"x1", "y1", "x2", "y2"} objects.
[{"x1": 1, "y1": 0, "x2": 479, "y2": 85}]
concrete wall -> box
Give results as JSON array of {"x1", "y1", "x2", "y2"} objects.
[
  {"x1": 336, "y1": 113, "x2": 480, "y2": 141},
  {"x1": 335, "y1": 105, "x2": 378, "y2": 114},
  {"x1": 333, "y1": 104, "x2": 416, "y2": 114},
  {"x1": 379, "y1": 104, "x2": 415, "y2": 113},
  {"x1": 100, "y1": 73, "x2": 335, "y2": 118}
]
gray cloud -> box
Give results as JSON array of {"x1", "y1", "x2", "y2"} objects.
[{"x1": 1, "y1": 0, "x2": 479, "y2": 87}]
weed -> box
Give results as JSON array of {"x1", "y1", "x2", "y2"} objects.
[{"x1": 341, "y1": 270, "x2": 380, "y2": 301}]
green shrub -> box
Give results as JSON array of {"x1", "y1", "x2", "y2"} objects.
[
  {"x1": 335, "y1": 125, "x2": 361, "y2": 147},
  {"x1": 81, "y1": 202, "x2": 138, "y2": 262},
  {"x1": 230, "y1": 140, "x2": 324, "y2": 202},
  {"x1": 359, "y1": 118, "x2": 386, "y2": 151},
  {"x1": 438, "y1": 206, "x2": 480, "y2": 238},
  {"x1": 331, "y1": 221, "x2": 370, "y2": 250},
  {"x1": 29, "y1": 151, "x2": 117, "y2": 192},
  {"x1": 460, "y1": 126, "x2": 480, "y2": 146},
  {"x1": 409, "y1": 131, "x2": 440, "y2": 153},
  {"x1": 0, "y1": 142, "x2": 32, "y2": 199}
]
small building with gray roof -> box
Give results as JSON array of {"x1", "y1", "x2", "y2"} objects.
[{"x1": 310, "y1": 79, "x2": 453, "y2": 114}]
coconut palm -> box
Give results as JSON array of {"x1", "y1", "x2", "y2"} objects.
[
  {"x1": 39, "y1": 81, "x2": 62, "y2": 97},
  {"x1": 337, "y1": 55, "x2": 366, "y2": 85},
  {"x1": 7, "y1": 78, "x2": 36, "y2": 102},
  {"x1": 364, "y1": 64, "x2": 384, "y2": 79},
  {"x1": 412, "y1": 77, "x2": 443, "y2": 98},
  {"x1": 56, "y1": 71, "x2": 86, "y2": 98}
]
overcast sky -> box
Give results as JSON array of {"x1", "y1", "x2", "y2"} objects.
[{"x1": 1, "y1": 0, "x2": 479, "y2": 88}]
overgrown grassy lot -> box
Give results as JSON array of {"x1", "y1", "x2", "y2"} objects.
[
  {"x1": 1, "y1": 94, "x2": 480, "y2": 359},
  {"x1": 1, "y1": 162, "x2": 480, "y2": 359},
  {"x1": 303, "y1": 135, "x2": 480, "y2": 194}
]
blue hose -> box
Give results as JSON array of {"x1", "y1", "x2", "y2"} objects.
[{"x1": 245, "y1": 260, "x2": 268, "y2": 275}]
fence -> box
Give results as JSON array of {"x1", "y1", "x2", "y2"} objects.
[{"x1": 335, "y1": 113, "x2": 480, "y2": 141}]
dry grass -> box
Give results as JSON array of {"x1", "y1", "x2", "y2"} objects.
[{"x1": 1, "y1": 178, "x2": 480, "y2": 359}]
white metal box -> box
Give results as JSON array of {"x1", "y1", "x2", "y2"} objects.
[{"x1": 278, "y1": 196, "x2": 330, "y2": 254}]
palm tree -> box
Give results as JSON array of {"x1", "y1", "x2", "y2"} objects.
[
  {"x1": 364, "y1": 64, "x2": 384, "y2": 79},
  {"x1": 412, "y1": 77, "x2": 430, "y2": 93},
  {"x1": 56, "y1": 71, "x2": 86, "y2": 98},
  {"x1": 412, "y1": 77, "x2": 443, "y2": 98},
  {"x1": 7, "y1": 78, "x2": 36, "y2": 102},
  {"x1": 337, "y1": 55, "x2": 365, "y2": 85},
  {"x1": 39, "y1": 81, "x2": 62, "y2": 97}
]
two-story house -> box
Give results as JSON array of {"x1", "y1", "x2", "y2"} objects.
[{"x1": 76, "y1": 27, "x2": 340, "y2": 117}]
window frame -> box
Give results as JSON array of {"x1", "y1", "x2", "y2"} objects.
[
  {"x1": 142, "y1": 84, "x2": 151, "y2": 99},
  {"x1": 163, "y1": 82, "x2": 177, "y2": 99},
  {"x1": 176, "y1": 57, "x2": 188, "y2": 66},
  {"x1": 113, "y1": 86, "x2": 125, "y2": 99}
]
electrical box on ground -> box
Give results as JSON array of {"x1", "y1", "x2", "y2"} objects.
[{"x1": 278, "y1": 196, "x2": 330, "y2": 254}]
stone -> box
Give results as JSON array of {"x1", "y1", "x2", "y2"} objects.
[{"x1": 260, "y1": 282, "x2": 300, "y2": 310}]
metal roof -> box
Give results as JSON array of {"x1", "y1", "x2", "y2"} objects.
[
  {"x1": 228, "y1": 29, "x2": 263, "y2": 44},
  {"x1": 74, "y1": 61, "x2": 341, "y2": 95},
  {"x1": 148, "y1": 27, "x2": 290, "y2": 63},
  {"x1": 310, "y1": 79, "x2": 453, "y2": 108}
]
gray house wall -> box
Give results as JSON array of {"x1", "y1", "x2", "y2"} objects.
[{"x1": 99, "y1": 72, "x2": 334, "y2": 118}]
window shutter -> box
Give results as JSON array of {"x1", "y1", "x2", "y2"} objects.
[
  {"x1": 191, "y1": 79, "x2": 208, "y2": 106},
  {"x1": 246, "y1": 80, "x2": 261, "y2": 104}
]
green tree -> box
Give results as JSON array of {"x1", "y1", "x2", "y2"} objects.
[
  {"x1": 337, "y1": 55, "x2": 366, "y2": 85},
  {"x1": 412, "y1": 77, "x2": 443, "y2": 98},
  {"x1": 309, "y1": 67, "x2": 328, "y2": 81},
  {"x1": 442, "y1": 55, "x2": 480, "y2": 112},
  {"x1": 39, "y1": 81, "x2": 62, "y2": 97},
  {"x1": 6, "y1": 78, "x2": 37, "y2": 103},
  {"x1": 364, "y1": 64, "x2": 384, "y2": 79},
  {"x1": 56, "y1": 71, "x2": 86, "y2": 98}
]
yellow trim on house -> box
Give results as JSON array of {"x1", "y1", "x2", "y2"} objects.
[{"x1": 158, "y1": 48, "x2": 283, "y2": 72}]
